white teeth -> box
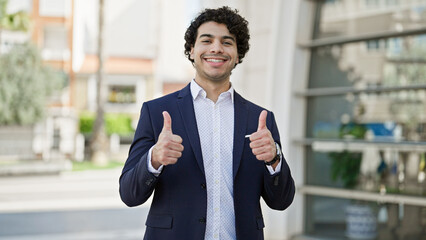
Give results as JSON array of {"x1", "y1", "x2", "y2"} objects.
[{"x1": 206, "y1": 59, "x2": 224, "y2": 62}]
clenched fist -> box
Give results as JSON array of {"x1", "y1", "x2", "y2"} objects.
[
  {"x1": 249, "y1": 110, "x2": 277, "y2": 165},
  {"x1": 151, "y1": 111, "x2": 184, "y2": 169}
]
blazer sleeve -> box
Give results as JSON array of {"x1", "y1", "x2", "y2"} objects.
[
  {"x1": 261, "y1": 111, "x2": 295, "y2": 210},
  {"x1": 119, "y1": 102, "x2": 159, "y2": 207}
]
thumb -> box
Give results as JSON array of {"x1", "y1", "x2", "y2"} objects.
[
  {"x1": 162, "y1": 111, "x2": 172, "y2": 133},
  {"x1": 257, "y1": 110, "x2": 267, "y2": 131}
]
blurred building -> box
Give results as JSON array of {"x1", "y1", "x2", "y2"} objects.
[{"x1": 0, "y1": 0, "x2": 76, "y2": 161}]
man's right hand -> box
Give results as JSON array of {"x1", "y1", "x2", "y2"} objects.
[{"x1": 151, "y1": 111, "x2": 184, "y2": 169}]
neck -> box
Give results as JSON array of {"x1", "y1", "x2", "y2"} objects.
[{"x1": 194, "y1": 77, "x2": 231, "y2": 103}]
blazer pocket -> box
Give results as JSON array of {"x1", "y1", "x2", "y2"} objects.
[
  {"x1": 146, "y1": 214, "x2": 173, "y2": 229},
  {"x1": 256, "y1": 217, "x2": 265, "y2": 230}
]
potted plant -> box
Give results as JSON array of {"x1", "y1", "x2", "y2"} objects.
[{"x1": 329, "y1": 123, "x2": 377, "y2": 239}]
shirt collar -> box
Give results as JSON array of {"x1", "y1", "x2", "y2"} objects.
[{"x1": 190, "y1": 79, "x2": 234, "y2": 103}]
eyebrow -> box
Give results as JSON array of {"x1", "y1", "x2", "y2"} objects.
[{"x1": 199, "y1": 34, "x2": 236, "y2": 42}]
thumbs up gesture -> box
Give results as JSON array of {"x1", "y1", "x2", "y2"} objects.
[
  {"x1": 151, "y1": 111, "x2": 184, "y2": 169},
  {"x1": 249, "y1": 110, "x2": 277, "y2": 163}
]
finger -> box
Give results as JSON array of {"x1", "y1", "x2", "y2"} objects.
[
  {"x1": 170, "y1": 134, "x2": 183, "y2": 144},
  {"x1": 249, "y1": 140, "x2": 264, "y2": 149},
  {"x1": 249, "y1": 131, "x2": 268, "y2": 142},
  {"x1": 251, "y1": 144, "x2": 274, "y2": 156},
  {"x1": 165, "y1": 150, "x2": 182, "y2": 159},
  {"x1": 162, "y1": 111, "x2": 172, "y2": 133},
  {"x1": 251, "y1": 147, "x2": 263, "y2": 156},
  {"x1": 255, "y1": 153, "x2": 274, "y2": 161},
  {"x1": 257, "y1": 110, "x2": 267, "y2": 131},
  {"x1": 249, "y1": 131, "x2": 272, "y2": 144},
  {"x1": 168, "y1": 142, "x2": 184, "y2": 152}
]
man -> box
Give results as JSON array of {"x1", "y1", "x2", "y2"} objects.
[{"x1": 119, "y1": 6, "x2": 295, "y2": 240}]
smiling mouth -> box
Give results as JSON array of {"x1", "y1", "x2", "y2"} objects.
[
  {"x1": 205, "y1": 58, "x2": 226, "y2": 63},
  {"x1": 202, "y1": 54, "x2": 229, "y2": 63}
]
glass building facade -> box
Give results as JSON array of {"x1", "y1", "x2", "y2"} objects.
[{"x1": 299, "y1": 0, "x2": 426, "y2": 239}]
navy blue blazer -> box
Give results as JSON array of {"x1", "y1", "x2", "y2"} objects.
[{"x1": 119, "y1": 83, "x2": 295, "y2": 240}]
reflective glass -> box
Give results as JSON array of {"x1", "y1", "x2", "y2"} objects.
[
  {"x1": 306, "y1": 146, "x2": 426, "y2": 197},
  {"x1": 309, "y1": 35, "x2": 426, "y2": 88},
  {"x1": 305, "y1": 195, "x2": 426, "y2": 240},
  {"x1": 314, "y1": 0, "x2": 426, "y2": 40},
  {"x1": 306, "y1": 94, "x2": 426, "y2": 142}
]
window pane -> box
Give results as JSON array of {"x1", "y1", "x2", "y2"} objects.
[
  {"x1": 305, "y1": 195, "x2": 426, "y2": 240},
  {"x1": 306, "y1": 146, "x2": 426, "y2": 194},
  {"x1": 306, "y1": 94, "x2": 426, "y2": 142},
  {"x1": 314, "y1": 0, "x2": 426, "y2": 40},
  {"x1": 39, "y1": 0, "x2": 71, "y2": 17},
  {"x1": 108, "y1": 85, "x2": 136, "y2": 104},
  {"x1": 42, "y1": 26, "x2": 69, "y2": 60},
  {"x1": 309, "y1": 35, "x2": 426, "y2": 89}
]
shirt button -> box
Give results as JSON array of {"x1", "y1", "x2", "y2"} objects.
[
  {"x1": 201, "y1": 183, "x2": 206, "y2": 189},
  {"x1": 214, "y1": 233, "x2": 218, "y2": 238},
  {"x1": 199, "y1": 217, "x2": 206, "y2": 223}
]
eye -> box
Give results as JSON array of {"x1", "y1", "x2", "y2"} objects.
[{"x1": 223, "y1": 41, "x2": 234, "y2": 46}]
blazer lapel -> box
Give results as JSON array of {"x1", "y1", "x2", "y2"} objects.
[
  {"x1": 233, "y1": 92, "x2": 248, "y2": 179},
  {"x1": 177, "y1": 84, "x2": 205, "y2": 175}
]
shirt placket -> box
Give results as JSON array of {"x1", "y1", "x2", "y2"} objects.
[{"x1": 212, "y1": 102, "x2": 221, "y2": 239}]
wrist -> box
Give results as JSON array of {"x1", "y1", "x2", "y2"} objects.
[
  {"x1": 265, "y1": 143, "x2": 281, "y2": 166},
  {"x1": 150, "y1": 146, "x2": 162, "y2": 170},
  {"x1": 151, "y1": 159, "x2": 161, "y2": 170}
]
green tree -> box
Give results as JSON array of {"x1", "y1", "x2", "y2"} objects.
[
  {"x1": 0, "y1": 43, "x2": 63, "y2": 125},
  {"x1": 0, "y1": 0, "x2": 30, "y2": 54}
]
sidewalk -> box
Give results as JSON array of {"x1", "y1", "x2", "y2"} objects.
[
  {"x1": 0, "y1": 159, "x2": 72, "y2": 177},
  {"x1": 0, "y1": 168, "x2": 149, "y2": 213},
  {"x1": 0, "y1": 168, "x2": 151, "y2": 240}
]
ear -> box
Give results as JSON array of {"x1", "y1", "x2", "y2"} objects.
[
  {"x1": 233, "y1": 55, "x2": 240, "y2": 69},
  {"x1": 189, "y1": 46, "x2": 194, "y2": 60}
]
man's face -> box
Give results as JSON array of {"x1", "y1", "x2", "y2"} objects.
[{"x1": 190, "y1": 21, "x2": 239, "y2": 83}]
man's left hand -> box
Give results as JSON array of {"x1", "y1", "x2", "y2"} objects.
[{"x1": 249, "y1": 110, "x2": 277, "y2": 164}]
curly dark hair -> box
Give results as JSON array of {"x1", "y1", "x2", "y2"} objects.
[{"x1": 184, "y1": 6, "x2": 250, "y2": 65}]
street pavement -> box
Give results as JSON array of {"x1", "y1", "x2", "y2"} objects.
[{"x1": 0, "y1": 168, "x2": 150, "y2": 240}]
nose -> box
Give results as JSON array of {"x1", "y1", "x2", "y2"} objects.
[{"x1": 209, "y1": 40, "x2": 224, "y2": 53}]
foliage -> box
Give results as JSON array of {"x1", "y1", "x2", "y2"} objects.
[
  {"x1": 1, "y1": 11, "x2": 30, "y2": 31},
  {"x1": 0, "y1": 0, "x2": 6, "y2": 19},
  {"x1": 0, "y1": 43, "x2": 63, "y2": 125},
  {"x1": 79, "y1": 112, "x2": 134, "y2": 136},
  {"x1": 338, "y1": 123, "x2": 368, "y2": 139},
  {"x1": 72, "y1": 160, "x2": 124, "y2": 171},
  {"x1": 330, "y1": 151, "x2": 362, "y2": 188},
  {"x1": 330, "y1": 123, "x2": 367, "y2": 189},
  {"x1": 0, "y1": 0, "x2": 30, "y2": 31}
]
